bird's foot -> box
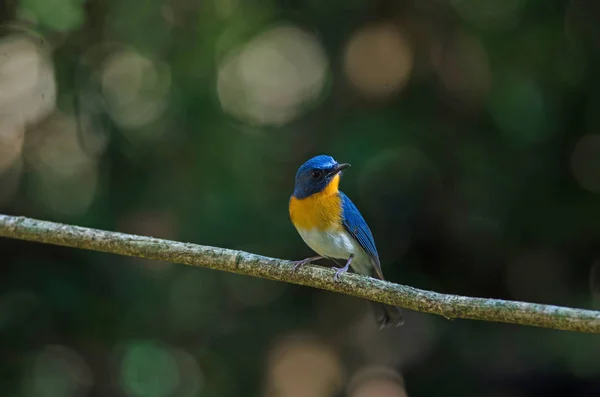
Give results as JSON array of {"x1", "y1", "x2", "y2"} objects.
[
  {"x1": 291, "y1": 256, "x2": 323, "y2": 272},
  {"x1": 332, "y1": 254, "x2": 354, "y2": 282}
]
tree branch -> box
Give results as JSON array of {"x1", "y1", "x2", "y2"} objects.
[{"x1": 0, "y1": 214, "x2": 599, "y2": 333}]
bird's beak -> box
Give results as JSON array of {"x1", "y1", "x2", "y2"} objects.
[{"x1": 330, "y1": 163, "x2": 351, "y2": 175}]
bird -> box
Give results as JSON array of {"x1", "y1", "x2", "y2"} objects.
[{"x1": 288, "y1": 154, "x2": 404, "y2": 328}]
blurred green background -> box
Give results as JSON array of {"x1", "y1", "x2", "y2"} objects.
[{"x1": 1, "y1": 0, "x2": 600, "y2": 396}]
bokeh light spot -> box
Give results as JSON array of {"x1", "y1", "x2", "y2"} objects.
[
  {"x1": 20, "y1": 0, "x2": 85, "y2": 32},
  {"x1": 26, "y1": 112, "x2": 98, "y2": 215},
  {"x1": 0, "y1": 158, "x2": 22, "y2": 205},
  {"x1": 570, "y1": 133, "x2": 600, "y2": 193},
  {"x1": 431, "y1": 32, "x2": 491, "y2": 105},
  {"x1": 23, "y1": 345, "x2": 93, "y2": 397},
  {"x1": 348, "y1": 366, "x2": 406, "y2": 397},
  {"x1": 343, "y1": 23, "x2": 413, "y2": 99},
  {"x1": 102, "y1": 48, "x2": 171, "y2": 131},
  {"x1": 0, "y1": 34, "x2": 56, "y2": 125},
  {"x1": 217, "y1": 24, "x2": 329, "y2": 126},
  {"x1": 266, "y1": 334, "x2": 344, "y2": 397},
  {"x1": 119, "y1": 339, "x2": 180, "y2": 397},
  {"x1": 0, "y1": 119, "x2": 25, "y2": 174},
  {"x1": 488, "y1": 74, "x2": 556, "y2": 144},
  {"x1": 214, "y1": 0, "x2": 239, "y2": 19},
  {"x1": 171, "y1": 349, "x2": 205, "y2": 397}
]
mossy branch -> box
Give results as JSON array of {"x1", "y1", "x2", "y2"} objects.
[{"x1": 1, "y1": 214, "x2": 599, "y2": 333}]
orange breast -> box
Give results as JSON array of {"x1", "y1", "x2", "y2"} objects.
[{"x1": 289, "y1": 175, "x2": 343, "y2": 231}]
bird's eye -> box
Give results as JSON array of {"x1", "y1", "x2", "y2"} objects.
[{"x1": 311, "y1": 170, "x2": 322, "y2": 179}]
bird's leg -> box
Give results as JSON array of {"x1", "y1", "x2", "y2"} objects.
[
  {"x1": 291, "y1": 256, "x2": 324, "y2": 272},
  {"x1": 332, "y1": 254, "x2": 354, "y2": 282}
]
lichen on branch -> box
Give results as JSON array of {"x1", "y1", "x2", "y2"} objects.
[{"x1": 1, "y1": 214, "x2": 599, "y2": 333}]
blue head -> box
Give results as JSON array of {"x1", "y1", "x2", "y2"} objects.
[{"x1": 292, "y1": 155, "x2": 351, "y2": 199}]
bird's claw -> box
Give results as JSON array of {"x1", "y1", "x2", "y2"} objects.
[
  {"x1": 332, "y1": 254, "x2": 353, "y2": 282},
  {"x1": 291, "y1": 260, "x2": 308, "y2": 272},
  {"x1": 332, "y1": 266, "x2": 349, "y2": 282},
  {"x1": 291, "y1": 256, "x2": 323, "y2": 272}
]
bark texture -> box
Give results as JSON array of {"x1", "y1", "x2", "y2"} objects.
[{"x1": 1, "y1": 214, "x2": 599, "y2": 333}]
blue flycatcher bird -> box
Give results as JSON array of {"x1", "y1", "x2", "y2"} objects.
[{"x1": 289, "y1": 154, "x2": 404, "y2": 328}]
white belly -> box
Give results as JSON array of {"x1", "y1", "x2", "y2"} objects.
[{"x1": 296, "y1": 228, "x2": 373, "y2": 275}]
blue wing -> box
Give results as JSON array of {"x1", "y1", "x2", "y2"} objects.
[{"x1": 339, "y1": 191, "x2": 385, "y2": 279}]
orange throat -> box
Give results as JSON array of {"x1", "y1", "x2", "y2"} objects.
[{"x1": 289, "y1": 174, "x2": 343, "y2": 231}]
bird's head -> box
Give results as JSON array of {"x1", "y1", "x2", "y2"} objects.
[{"x1": 292, "y1": 155, "x2": 351, "y2": 199}]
